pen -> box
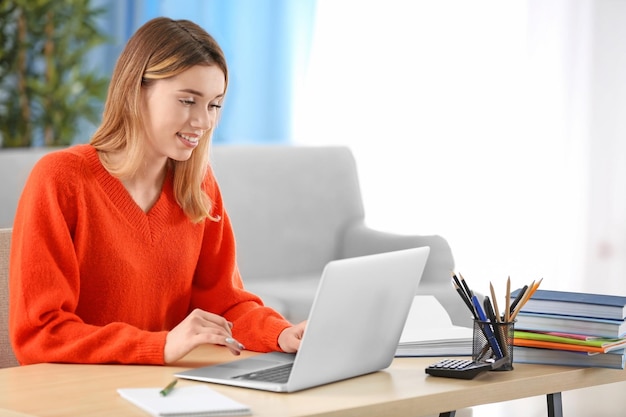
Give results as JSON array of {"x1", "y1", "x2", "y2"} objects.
[
  {"x1": 509, "y1": 285, "x2": 528, "y2": 315},
  {"x1": 472, "y1": 295, "x2": 503, "y2": 359},
  {"x1": 160, "y1": 379, "x2": 178, "y2": 397},
  {"x1": 510, "y1": 280, "x2": 536, "y2": 321},
  {"x1": 484, "y1": 296, "x2": 505, "y2": 355},
  {"x1": 483, "y1": 296, "x2": 498, "y2": 324}
]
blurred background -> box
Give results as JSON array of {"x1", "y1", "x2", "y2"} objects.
[{"x1": 2, "y1": 0, "x2": 626, "y2": 323}]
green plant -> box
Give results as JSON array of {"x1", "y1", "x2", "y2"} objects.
[{"x1": 0, "y1": 0, "x2": 109, "y2": 147}]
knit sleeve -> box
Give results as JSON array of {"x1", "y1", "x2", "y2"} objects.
[
  {"x1": 9, "y1": 150, "x2": 166, "y2": 365},
  {"x1": 190, "y1": 168, "x2": 292, "y2": 352}
]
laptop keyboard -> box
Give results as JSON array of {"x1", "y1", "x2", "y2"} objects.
[{"x1": 232, "y1": 363, "x2": 293, "y2": 383}]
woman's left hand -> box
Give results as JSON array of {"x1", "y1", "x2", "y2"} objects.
[{"x1": 278, "y1": 321, "x2": 306, "y2": 353}]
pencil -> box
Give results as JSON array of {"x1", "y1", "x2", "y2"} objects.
[
  {"x1": 458, "y1": 272, "x2": 474, "y2": 298},
  {"x1": 160, "y1": 379, "x2": 178, "y2": 397},
  {"x1": 451, "y1": 272, "x2": 469, "y2": 298},
  {"x1": 504, "y1": 276, "x2": 511, "y2": 323},
  {"x1": 489, "y1": 282, "x2": 501, "y2": 323},
  {"x1": 528, "y1": 277, "x2": 543, "y2": 299},
  {"x1": 453, "y1": 280, "x2": 476, "y2": 318}
]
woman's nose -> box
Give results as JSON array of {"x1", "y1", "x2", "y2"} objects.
[{"x1": 191, "y1": 108, "x2": 212, "y2": 130}]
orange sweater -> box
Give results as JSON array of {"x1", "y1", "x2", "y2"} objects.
[{"x1": 9, "y1": 145, "x2": 291, "y2": 365}]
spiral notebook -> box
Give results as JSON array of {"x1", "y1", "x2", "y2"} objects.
[{"x1": 117, "y1": 385, "x2": 251, "y2": 416}]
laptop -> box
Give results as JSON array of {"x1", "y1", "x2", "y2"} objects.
[{"x1": 176, "y1": 246, "x2": 430, "y2": 392}]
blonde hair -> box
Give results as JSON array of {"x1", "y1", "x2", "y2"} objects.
[{"x1": 90, "y1": 17, "x2": 228, "y2": 223}]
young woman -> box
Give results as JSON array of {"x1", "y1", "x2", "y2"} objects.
[{"x1": 9, "y1": 17, "x2": 305, "y2": 365}]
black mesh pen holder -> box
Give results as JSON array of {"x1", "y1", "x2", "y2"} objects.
[{"x1": 472, "y1": 319, "x2": 515, "y2": 371}]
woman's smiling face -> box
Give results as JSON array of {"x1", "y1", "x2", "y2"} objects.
[{"x1": 140, "y1": 64, "x2": 225, "y2": 163}]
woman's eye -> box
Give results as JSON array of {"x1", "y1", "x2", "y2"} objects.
[
  {"x1": 179, "y1": 98, "x2": 195, "y2": 106},
  {"x1": 209, "y1": 103, "x2": 223, "y2": 111}
]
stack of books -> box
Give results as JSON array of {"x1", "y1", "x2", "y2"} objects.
[{"x1": 512, "y1": 289, "x2": 626, "y2": 369}]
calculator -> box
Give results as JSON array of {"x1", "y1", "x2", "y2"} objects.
[{"x1": 425, "y1": 359, "x2": 493, "y2": 380}]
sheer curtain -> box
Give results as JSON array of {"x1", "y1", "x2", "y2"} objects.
[
  {"x1": 91, "y1": 0, "x2": 316, "y2": 144},
  {"x1": 294, "y1": 0, "x2": 626, "y2": 297},
  {"x1": 584, "y1": 0, "x2": 626, "y2": 296}
]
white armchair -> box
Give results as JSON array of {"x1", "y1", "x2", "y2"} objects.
[{"x1": 210, "y1": 145, "x2": 470, "y2": 327}]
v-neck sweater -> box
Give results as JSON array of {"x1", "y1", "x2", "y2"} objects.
[{"x1": 9, "y1": 144, "x2": 290, "y2": 365}]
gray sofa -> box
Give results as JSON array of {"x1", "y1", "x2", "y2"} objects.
[{"x1": 0, "y1": 145, "x2": 470, "y2": 327}]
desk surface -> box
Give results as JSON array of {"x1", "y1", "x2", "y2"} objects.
[{"x1": 1, "y1": 346, "x2": 626, "y2": 417}]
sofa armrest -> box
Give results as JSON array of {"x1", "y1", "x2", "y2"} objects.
[
  {"x1": 339, "y1": 222, "x2": 455, "y2": 287},
  {"x1": 339, "y1": 222, "x2": 473, "y2": 327}
]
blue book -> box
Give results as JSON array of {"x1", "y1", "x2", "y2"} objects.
[
  {"x1": 512, "y1": 288, "x2": 626, "y2": 320},
  {"x1": 514, "y1": 346, "x2": 626, "y2": 369},
  {"x1": 515, "y1": 311, "x2": 626, "y2": 339}
]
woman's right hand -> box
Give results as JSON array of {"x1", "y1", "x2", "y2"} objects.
[{"x1": 164, "y1": 308, "x2": 245, "y2": 364}]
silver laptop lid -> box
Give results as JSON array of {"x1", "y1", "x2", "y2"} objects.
[
  {"x1": 286, "y1": 246, "x2": 429, "y2": 391},
  {"x1": 176, "y1": 246, "x2": 430, "y2": 392}
]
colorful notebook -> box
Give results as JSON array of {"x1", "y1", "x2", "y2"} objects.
[{"x1": 514, "y1": 330, "x2": 626, "y2": 353}]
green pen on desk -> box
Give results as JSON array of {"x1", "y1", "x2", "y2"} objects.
[{"x1": 160, "y1": 379, "x2": 178, "y2": 396}]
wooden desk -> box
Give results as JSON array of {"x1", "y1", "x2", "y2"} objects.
[{"x1": 1, "y1": 346, "x2": 626, "y2": 417}]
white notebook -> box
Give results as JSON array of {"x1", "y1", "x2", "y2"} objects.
[{"x1": 117, "y1": 385, "x2": 251, "y2": 417}]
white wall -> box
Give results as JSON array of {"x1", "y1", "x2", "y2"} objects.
[{"x1": 294, "y1": 0, "x2": 626, "y2": 300}]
